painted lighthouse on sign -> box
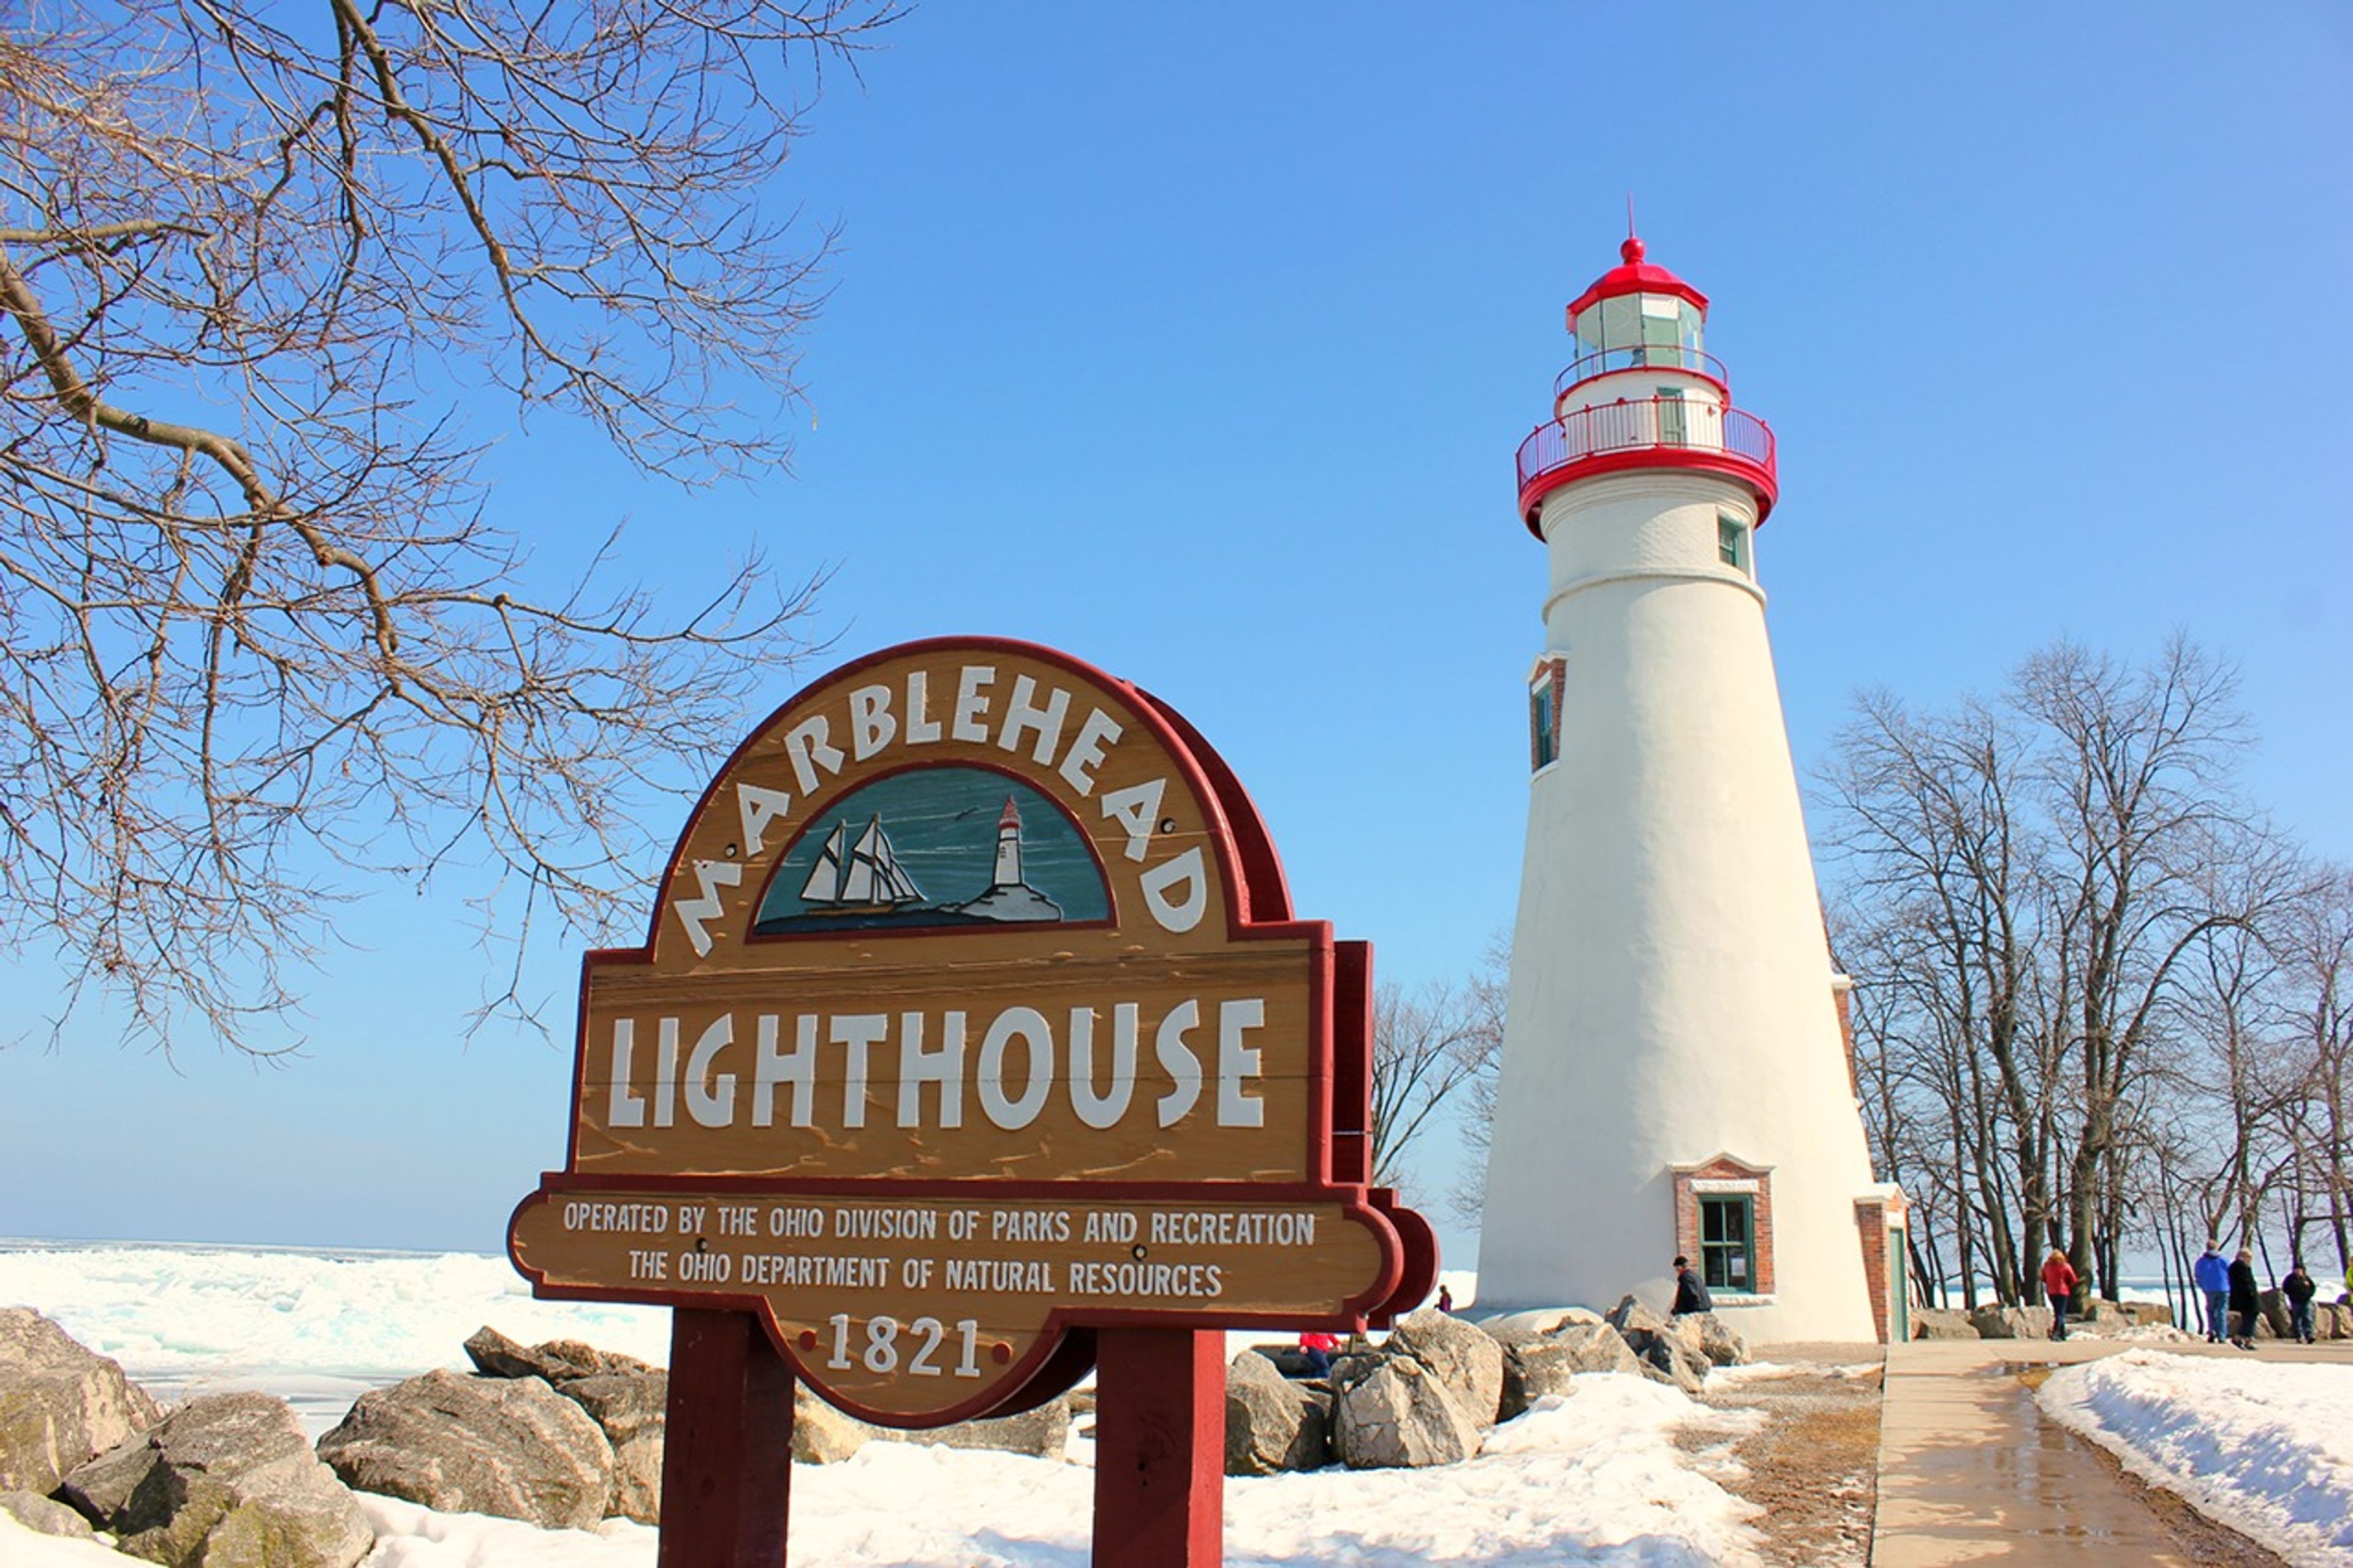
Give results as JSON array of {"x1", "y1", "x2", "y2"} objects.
[{"x1": 1477, "y1": 236, "x2": 1907, "y2": 1344}]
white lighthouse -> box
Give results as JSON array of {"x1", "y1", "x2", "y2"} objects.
[
  {"x1": 993, "y1": 795, "x2": 1025, "y2": 887},
  {"x1": 1476, "y1": 235, "x2": 1901, "y2": 1344}
]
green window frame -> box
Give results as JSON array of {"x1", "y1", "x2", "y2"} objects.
[
  {"x1": 1718, "y1": 513, "x2": 1748, "y2": 572},
  {"x1": 1699, "y1": 1194, "x2": 1753, "y2": 1291},
  {"x1": 1530, "y1": 675, "x2": 1558, "y2": 771}
]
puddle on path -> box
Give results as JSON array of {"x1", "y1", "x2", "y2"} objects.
[{"x1": 1893, "y1": 1365, "x2": 2132, "y2": 1545}]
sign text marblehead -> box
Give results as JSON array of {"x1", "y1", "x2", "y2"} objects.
[{"x1": 507, "y1": 638, "x2": 1436, "y2": 1426}]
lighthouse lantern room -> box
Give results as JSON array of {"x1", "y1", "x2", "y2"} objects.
[{"x1": 1479, "y1": 235, "x2": 1906, "y2": 1345}]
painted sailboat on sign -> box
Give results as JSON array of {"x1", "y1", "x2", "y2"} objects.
[
  {"x1": 753, "y1": 767, "x2": 1111, "y2": 936},
  {"x1": 799, "y1": 814, "x2": 924, "y2": 913}
]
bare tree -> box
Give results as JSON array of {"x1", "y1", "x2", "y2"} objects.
[
  {"x1": 1371, "y1": 965, "x2": 1505, "y2": 1194},
  {"x1": 0, "y1": 2, "x2": 898, "y2": 1051},
  {"x1": 2018, "y1": 637, "x2": 2277, "y2": 1292},
  {"x1": 2276, "y1": 868, "x2": 2353, "y2": 1279},
  {"x1": 1822, "y1": 684, "x2": 2056, "y2": 1305},
  {"x1": 1436, "y1": 931, "x2": 1515, "y2": 1224},
  {"x1": 1820, "y1": 635, "x2": 2292, "y2": 1306}
]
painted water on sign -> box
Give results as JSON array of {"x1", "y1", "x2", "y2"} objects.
[{"x1": 753, "y1": 767, "x2": 1108, "y2": 934}]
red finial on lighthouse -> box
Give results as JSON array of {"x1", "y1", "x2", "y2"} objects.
[
  {"x1": 1621, "y1": 234, "x2": 1646, "y2": 265},
  {"x1": 999, "y1": 795, "x2": 1021, "y2": 831}
]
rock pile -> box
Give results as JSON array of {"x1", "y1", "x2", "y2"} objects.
[
  {"x1": 1224, "y1": 1301, "x2": 1752, "y2": 1476},
  {"x1": 1, "y1": 1308, "x2": 376, "y2": 1567},
  {"x1": 6, "y1": 1296, "x2": 1766, "y2": 1554},
  {"x1": 1910, "y1": 1298, "x2": 2221, "y2": 1341},
  {"x1": 64, "y1": 1393, "x2": 371, "y2": 1567},
  {"x1": 0, "y1": 1309, "x2": 1084, "y2": 1562},
  {"x1": 0, "y1": 1308, "x2": 161, "y2": 1496}
]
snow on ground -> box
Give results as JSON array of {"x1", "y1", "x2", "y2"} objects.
[
  {"x1": 3, "y1": 1241, "x2": 1769, "y2": 1567},
  {"x1": 0, "y1": 1240, "x2": 670, "y2": 1436},
  {"x1": 25, "y1": 1243, "x2": 2349, "y2": 1565},
  {"x1": 2039, "y1": 1349, "x2": 2353, "y2": 1567},
  {"x1": 2, "y1": 1384, "x2": 1766, "y2": 1568}
]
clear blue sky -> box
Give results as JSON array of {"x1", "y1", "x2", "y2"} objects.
[{"x1": 5, "y1": 4, "x2": 2347, "y2": 1271}]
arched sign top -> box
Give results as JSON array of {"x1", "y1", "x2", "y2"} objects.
[
  {"x1": 646, "y1": 638, "x2": 1297, "y2": 969},
  {"x1": 509, "y1": 637, "x2": 1434, "y2": 1429}
]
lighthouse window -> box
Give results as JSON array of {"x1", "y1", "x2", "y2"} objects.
[
  {"x1": 1529, "y1": 675, "x2": 1558, "y2": 771},
  {"x1": 1640, "y1": 295, "x2": 1681, "y2": 357},
  {"x1": 1718, "y1": 514, "x2": 1749, "y2": 573},
  {"x1": 1699, "y1": 1195, "x2": 1753, "y2": 1290}
]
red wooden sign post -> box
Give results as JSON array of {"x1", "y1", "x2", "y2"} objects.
[{"x1": 507, "y1": 638, "x2": 1436, "y2": 1564}]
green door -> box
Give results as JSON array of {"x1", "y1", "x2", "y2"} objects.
[
  {"x1": 1889, "y1": 1236, "x2": 1910, "y2": 1343},
  {"x1": 1656, "y1": 387, "x2": 1688, "y2": 445}
]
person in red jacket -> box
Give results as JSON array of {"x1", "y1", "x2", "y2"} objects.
[
  {"x1": 2042, "y1": 1248, "x2": 2080, "y2": 1341},
  {"x1": 1298, "y1": 1330, "x2": 1341, "y2": 1379}
]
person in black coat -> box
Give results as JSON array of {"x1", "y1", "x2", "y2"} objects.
[
  {"x1": 2227, "y1": 1248, "x2": 2262, "y2": 1349},
  {"x1": 1672, "y1": 1255, "x2": 1713, "y2": 1316},
  {"x1": 2281, "y1": 1262, "x2": 2318, "y2": 1345}
]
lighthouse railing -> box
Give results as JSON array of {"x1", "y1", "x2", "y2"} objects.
[
  {"x1": 1554, "y1": 344, "x2": 1729, "y2": 396},
  {"x1": 1515, "y1": 399, "x2": 1777, "y2": 492}
]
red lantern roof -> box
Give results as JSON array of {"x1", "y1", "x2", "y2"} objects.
[{"x1": 1564, "y1": 235, "x2": 1709, "y2": 322}]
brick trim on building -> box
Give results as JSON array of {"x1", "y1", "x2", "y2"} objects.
[
  {"x1": 1671, "y1": 1153, "x2": 1775, "y2": 1296},
  {"x1": 1831, "y1": 972, "x2": 1859, "y2": 1100},
  {"x1": 1852, "y1": 1187, "x2": 1909, "y2": 1344}
]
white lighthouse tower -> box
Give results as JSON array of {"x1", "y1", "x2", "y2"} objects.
[
  {"x1": 1476, "y1": 235, "x2": 1898, "y2": 1344},
  {"x1": 993, "y1": 795, "x2": 1025, "y2": 886}
]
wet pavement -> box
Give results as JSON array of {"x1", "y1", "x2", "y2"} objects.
[{"x1": 1868, "y1": 1336, "x2": 2348, "y2": 1564}]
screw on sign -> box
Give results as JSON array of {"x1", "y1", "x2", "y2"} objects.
[{"x1": 507, "y1": 638, "x2": 1436, "y2": 1565}]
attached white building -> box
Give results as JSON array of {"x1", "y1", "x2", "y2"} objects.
[{"x1": 1476, "y1": 237, "x2": 1906, "y2": 1345}]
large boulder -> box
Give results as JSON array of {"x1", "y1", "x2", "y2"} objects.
[
  {"x1": 1241, "y1": 1344, "x2": 1317, "y2": 1380},
  {"x1": 1224, "y1": 1352, "x2": 1330, "y2": 1475},
  {"x1": 1498, "y1": 1324, "x2": 1642, "y2": 1420},
  {"x1": 2065, "y1": 1300, "x2": 2180, "y2": 1338},
  {"x1": 2072, "y1": 1299, "x2": 2171, "y2": 1330},
  {"x1": 1968, "y1": 1304, "x2": 2053, "y2": 1341},
  {"x1": 1678, "y1": 1312, "x2": 1750, "y2": 1368},
  {"x1": 0, "y1": 1308, "x2": 162, "y2": 1494},
  {"x1": 1639, "y1": 1332, "x2": 1709, "y2": 1396},
  {"x1": 463, "y1": 1325, "x2": 652, "y2": 1384},
  {"x1": 1605, "y1": 1295, "x2": 1708, "y2": 1394},
  {"x1": 790, "y1": 1384, "x2": 870, "y2": 1465},
  {"x1": 316, "y1": 1368, "x2": 613, "y2": 1530},
  {"x1": 1605, "y1": 1295, "x2": 1670, "y2": 1342},
  {"x1": 559, "y1": 1371, "x2": 666, "y2": 1524},
  {"x1": 1476, "y1": 1307, "x2": 1605, "y2": 1346},
  {"x1": 2319, "y1": 1302, "x2": 2352, "y2": 1341},
  {"x1": 1384, "y1": 1308, "x2": 1504, "y2": 1426},
  {"x1": 1331, "y1": 1357, "x2": 1479, "y2": 1469},
  {"x1": 1911, "y1": 1308, "x2": 1979, "y2": 1340},
  {"x1": 2256, "y1": 1289, "x2": 2292, "y2": 1341},
  {"x1": 62, "y1": 1392, "x2": 371, "y2": 1568},
  {"x1": 1, "y1": 1488, "x2": 96, "y2": 1540}
]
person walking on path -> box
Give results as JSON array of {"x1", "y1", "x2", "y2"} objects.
[
  {"x1": 2282, "y1": 1261, "x2": 2318, "y2": 1345},
  {"x1": 1298, "y1": 1330, "x2": 1340, "y2": 1379},
  {"x1": 1671, "y1": 1255, "x2": 1714, "y2": 1317},
  {"x1": 2194, "y1": 1240, "x2": 2232, "y2": 1343},
  {"x1": 2041, "y1": 1248, "x2": 2079, "y2": 1341},
  {"x1": 2227, "y1": 1248, "x2": 2262, "y2": 1349}
]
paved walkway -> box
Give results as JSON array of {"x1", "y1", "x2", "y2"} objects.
[{"x1": 1868, "y1": 1335, "x2": 2348, "y2": 1564}]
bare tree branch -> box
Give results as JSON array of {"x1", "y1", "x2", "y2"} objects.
[{"x1": 0, "y1": 1, "x2": 896, "y2": 1055}]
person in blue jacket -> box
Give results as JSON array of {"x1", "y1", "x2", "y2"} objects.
[{"x1": 2192, "y1": 1239, "x2": 2231, "y2": 1343}]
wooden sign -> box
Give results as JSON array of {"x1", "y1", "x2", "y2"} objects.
[{"x1": 506, "y1": 638, "x2": 1434, "y2": 1555}]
